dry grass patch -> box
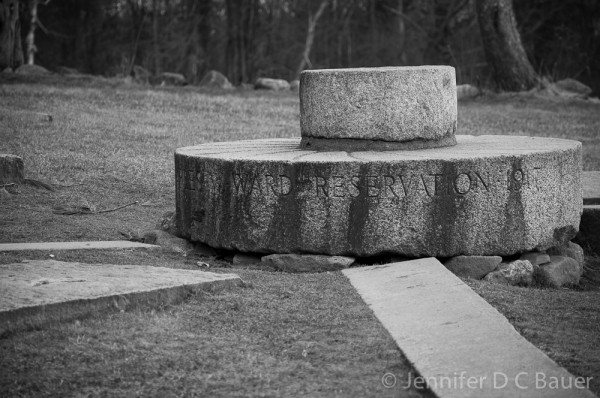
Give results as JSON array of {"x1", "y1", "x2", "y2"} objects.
[{"x1": 1, "y1": 76, "x2": 600, "y2": 396}]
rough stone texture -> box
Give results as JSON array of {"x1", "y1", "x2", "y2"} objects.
[
  {"x1": 456, "y1": 84, "x2": 479, "y2": 100},
  {"x1": 14, "y1": 64, "x2": 50, "y2": 75},
  {"x1": 0, "y1": 241, "x2": 159, "y2": 252},
  {"x1": 583, "y1": 170, "x2": 600, "y2": 205},
  {"x1": 175, "y1": 135, "x2": 582, "y2": 257},
  {"x1": 343, "y1": 259, "x2": 596, "y2": 398},
  {"x1": 233, "y1": 253, "x2": 262, "y2": 266},
  {"x1": 199, "y1": 70, "x2": 233, "y2": 89},
  {"x1": 483, "y1": 260, "x2": 534, "y2": 286},
  {"x1": 261, "y1": 254, "x2": 355, "y2": 273},
  {"x1": 548, "y1": 241, "x2": 585, "y2": 274},
  {"x1": 519, "y1": 251, "x2": 551, "y2": 266},
  {"x1": 0, "y1": 260, "x2": 241, "y2": 334},
  {"x1": 575, "y1": 205, "x2": 600, "y2": 255},
  {"x1": 300, "y1": 66, "x2": 457, "y2": 144},
  {"x1": 443, "y1": 255, "x2": 502, "y2": 279},
  {"x1": 534, "y1": 256, "x2": 581, "y2": 287},
  {"x1": 0, "y1": 154, "x2": 24, "y2": 184}
]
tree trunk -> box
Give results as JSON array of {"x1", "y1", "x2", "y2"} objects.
[
  {"x1": 476, "y1": 0, "x2": 538, "y2": 91},
  {"x1": 0, "y1": 0, "x2": 23, "y2": 69},
  {"x1": 26, "y1": 0, "x2": 39, "y2": 65},
  {"x1": 0, "y1": 0, "x2": 20, "y2": 69},
  {"x1": 295, "y1": 0, "x2": 328, "y2": 78},
  {"x1": 152, "y1": 0, "x2": 159, "y2": 75}
]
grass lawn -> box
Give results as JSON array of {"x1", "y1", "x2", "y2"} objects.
[{"x1": 1, "y1": 75, "x2": 599, "y2": 397}]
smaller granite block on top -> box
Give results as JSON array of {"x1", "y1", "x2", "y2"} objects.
[
  {"x1": 299, "y1": 66, "x2": 457, "y2": 149},
  {"x1": 0, "y1": 260, "x2": 241, "y2": 334}
]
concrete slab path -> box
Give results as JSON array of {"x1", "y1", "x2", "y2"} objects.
[
  {"x1": 0, "y1": 241, "x2": 159, "y2": 251},
  {"x1": 343, "y1": 258, "x2": 596, "y2": 398},
  {"x1": 1, "y1": 260, "x2": 241, "y2": 334}
]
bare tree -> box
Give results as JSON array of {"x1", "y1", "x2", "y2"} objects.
[
  {"x1": 475, "y1": 0, "x2": 538, "y2": 90},
  {"x1": 295, "y1": 0, "x2": 328, "y2": 77},
  {"x1": 26, "y1": 0, "x2": 52, "y2": 65},
  {"x1": 0, "y1": 0, "x2": 23, "y2": 69}
]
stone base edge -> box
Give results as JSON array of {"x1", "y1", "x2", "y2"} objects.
[
  {"x1": 299, "y1": 135, "x2": 457, "y2": 151},
  {"x1": 0, "y1": 277, "x2": 241, "y2": 336}
]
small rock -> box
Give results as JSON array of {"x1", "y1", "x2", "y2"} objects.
[
  {"x1": 534, "y1": 256, "x2": 580, "y2": 288},
  {"x1": 0, "y1": 154, "x2": 24, "y2": 184},
  {"x1": 155, "y1": 72, "x2": 187, "y2": 86},
  {"x1": 261, "y1": 254, "x2": 355, "y2": 273},
  {"x1": 233, "y1": 253, "x2": 262, "y2": 266},
  {"x1": 15, "y1": 64, "x2": 51, "y2": 75},
  {"x1": 199, "y1": 70, "x2": 233, "y2": 89},
  {"x1": 553, "y1": 78, "x2": 592, "y2": 99},
  {"x1": 254, "y1": 77, "x2": 290, "y2": 91},
  {"x1": 456, "y1": 84, "x2": 479, "y2": 100},
  {"x1": 519, "y1": 251, "x2": 551, "y2": 266},
  {"x1": 289, "y1": 79, "x2": 300, "y2": 92},
  {"x1": 548, "y1": 242, "x2": 584, "y2": 275},
  {"x1": 483, "y1": 260, "x2": 534, "y2": 286},
  {"x1": 143, "y1": 230, "x2": 193, "y2": 255},
  {"x1": 444, "y1": 255, "x2": 502, "y2": 279},
  {"x1": 1, "y1": 67, "x2": 13, "y2": 74}
]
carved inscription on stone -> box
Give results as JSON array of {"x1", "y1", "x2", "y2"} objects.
[{"x1": 179, "y1": 164, "x2": 542, "y2": 200}]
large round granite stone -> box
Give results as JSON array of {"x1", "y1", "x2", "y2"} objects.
[{"x1": 175, "y1": 136, "x2": 582, "y2": 257}]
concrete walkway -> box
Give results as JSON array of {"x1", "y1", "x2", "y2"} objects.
[
  {"x1": 343, "y1": 258, "x2": 596, "y2": 398},
  {"x1": 0, "y1": 241, "x2": 159, "y2": 251},
  {"x1": 1, "y1": 260, "x2": 241, "y2": 334}
]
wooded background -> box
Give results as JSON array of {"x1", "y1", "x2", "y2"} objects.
[{"x1": 8, "y1": 0, "x2": 600, "y2": 92}]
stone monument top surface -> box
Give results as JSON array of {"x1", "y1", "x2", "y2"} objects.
[{"x1": 299, "y1": 66, "x2": 457, "y2": 150}]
